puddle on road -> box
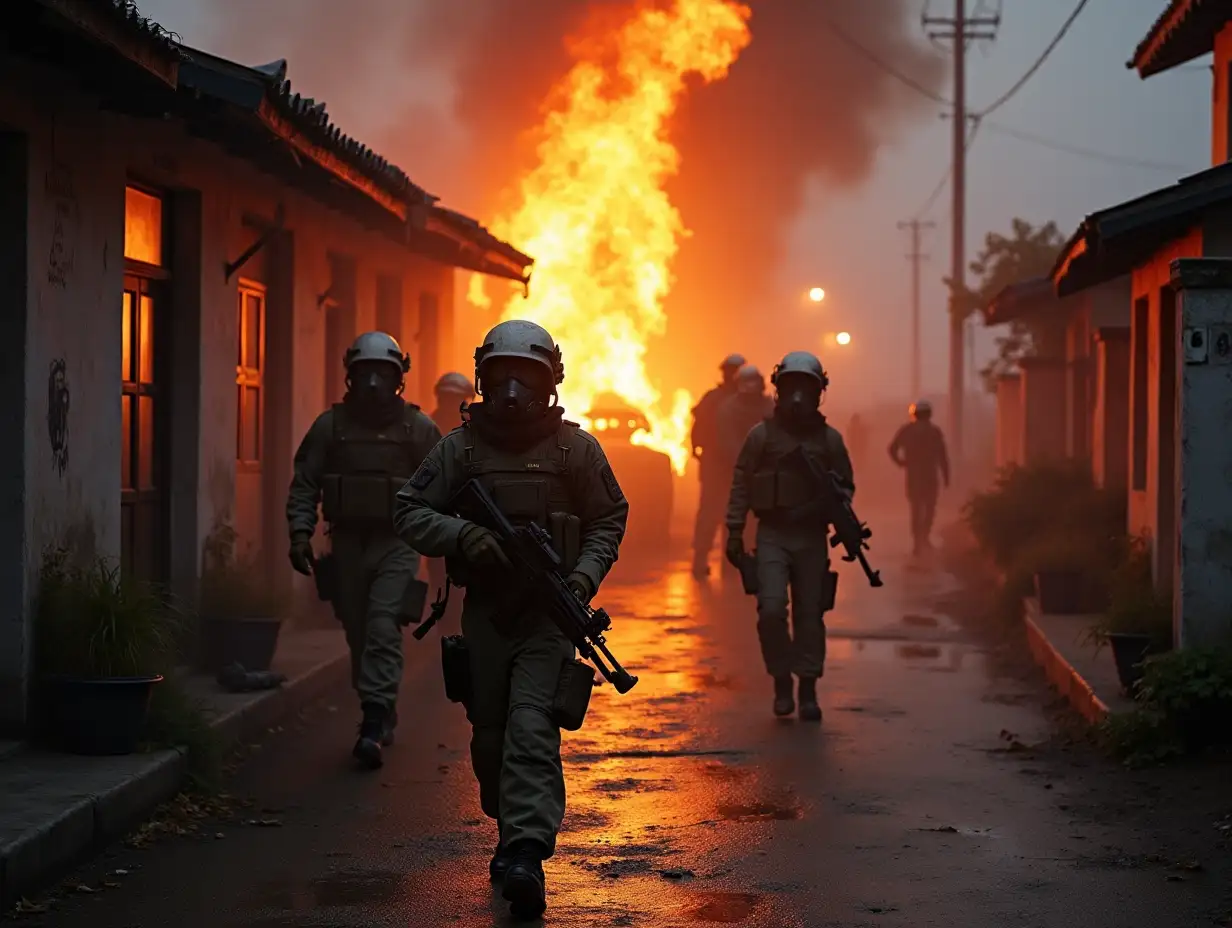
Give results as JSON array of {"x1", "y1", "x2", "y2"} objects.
[
  {"x1": 827, "y1": 637, "x2": 971, "y2": 671},
  {"x1": 716, "y1": 800, "x2": 801, "y2": 822},
  {"x1": 902, "y1": 613, "x2": 939, "y2": 627},
  {"x1": 250, "y1": 869, "x2": 403, "y2": 911},
  {"x1": 682, "y1": 891, "x2": 764, "y2": 923}
]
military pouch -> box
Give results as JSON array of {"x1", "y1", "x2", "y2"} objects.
[
  {"x1": 748, "y1": 471, "x2": 777, "y2": 514},
  {"x1": 441, "y1": 634, "x2": 472, "y2": 706},
  {"x1": 320, "y1": 475, "x2": 342, "y2": 524},
  {"x1": 552, "y1": 659, "x2": 595, "y2": 732},
  {"x1": 313, "y1": 553, "x2": 338, "y2": 604},
  {"x1": 821, "y1": 569, "x2": 839, "y2": 612},
  {"x1": 492, "y1": 479, "x2": 549, "y2": 526},
  {"x1": 399, "y1": 578, "x2": 429, "y2": 626},
  {"x1": 338, "y1": 475, "x2": 397, "y2": 525},
  {"x1": 549, "y1": 512, "x2": 581, "y2": 573}
]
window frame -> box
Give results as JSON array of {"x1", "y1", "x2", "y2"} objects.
[{"x1": 236, "y1": 279, "x2": 266, "y2": 471}]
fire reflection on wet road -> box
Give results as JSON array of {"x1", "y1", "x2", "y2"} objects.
[{"x1": 36, "y1": 514, "x2": 1226, "y2": 927}]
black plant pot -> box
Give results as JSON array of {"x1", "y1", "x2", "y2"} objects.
[
  {"x1": 40, "y1": 675, "x2": 162, "y2": 755},
  {"x1": 1108, "y1": 632, "x2": 1168, "y2": 695},
  {"x1": 199, "y1": 617, "x2": 282, "y2": 673},
  {"x1": 1035, "y1": 569, "x2": 1095, "y2": 615}
]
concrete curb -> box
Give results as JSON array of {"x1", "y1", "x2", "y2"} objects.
[
  {"x1": 1023, "y1": 607, "x2": 1111, "y2": 725},
  {"x1": 0, "y1": 647, "x2": 349, "y2": 909}
]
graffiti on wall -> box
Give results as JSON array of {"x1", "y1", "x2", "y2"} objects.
[
  {"x1": 48, "y1": 359, "x2": 69, "y2": 476},
  {"x1": 45, "y1": 163, "x2": 78, "y2": 287}
]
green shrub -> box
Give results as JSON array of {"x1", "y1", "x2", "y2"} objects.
[
  {"x1": 963, "y1": 461, "x2": 1125, "y2": 572},
  {"x1": 199, "y1": 522, "x2": 285, "y2": 619},
  {"x1": 36, "y1": 548, "x2": 181, "y2": 678},
  {"x1": 144, "y1": 677, "x2": 222, "y2": 790},
  {"x1": 1100, "y1": 647, "x2": 1232, "y2": 765},
  {"x1": 1087, "y1": 535, "x2": 1172, "y2": 648}
]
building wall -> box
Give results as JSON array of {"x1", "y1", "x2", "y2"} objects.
[
  {"x1": 1212, "y1": 23, "x2": 1232, "y2": 166},
  {"x1": 1019, "y1": 357, "x2": 1067, "y2": 465},
  {"x1": 1129, "y1": 227, "x2": 1202, "y2": 594},
  {"x1": 1092, "y1": 327, "x2": 1130, "y2": 492},
  {"x1": 994, "y1": 374, "x2": 1022, "y2": 469},
  {"x1": 0, "y1": 57, "x2": 460, "y2": 732}
]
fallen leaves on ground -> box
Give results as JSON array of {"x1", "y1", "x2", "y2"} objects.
[{"x1": 125, "y1": 791, "x2": 243, "y2": 848}]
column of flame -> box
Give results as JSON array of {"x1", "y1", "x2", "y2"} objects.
[{"x1": 468, "y1": 0, "x2": 752, "y2": 475}]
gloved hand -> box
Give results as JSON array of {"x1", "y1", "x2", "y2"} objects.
[
  {"x1": 289, "y1": 534, "x2": 315, "y2": 576},
  {"x1": 565, "y1": 572, "x2": 594, "y2": 604},
  {"x1": 725, "y1": 532, "x2": 745, "y2": 568},
  {"x1": 460, "y1": 524, "x2": 511, "y2": 568}
]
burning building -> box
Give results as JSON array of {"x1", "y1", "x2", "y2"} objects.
[{"x1": 0, "y1": 0, "x2": 530, "y2": 733}]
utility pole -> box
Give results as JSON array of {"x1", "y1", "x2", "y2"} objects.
[
  {"x1": 897, "y1": 218, "x2": 934, "y2": 401},
  {"x1": 923, "y1": 0, "x2": 999, "y2": 467}
]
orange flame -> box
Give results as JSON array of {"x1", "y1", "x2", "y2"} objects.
[{"x1": 469, "y1": 0, "x2": 752, "y2": 475}]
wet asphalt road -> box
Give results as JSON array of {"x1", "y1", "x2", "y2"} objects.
[{"x1": 30, "y1": 508, "x2": 1232, "y2": 927}]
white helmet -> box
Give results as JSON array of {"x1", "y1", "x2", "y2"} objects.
[
  {"x1": 434, "y1": 371, "x2": 474, "y2": 400},
  {"x1": 735, "y1": 363, "x2": 764, "y2": 395},
  {"x1": 910, "y1": 399, "x2": 932, "y2": 420},
  {"x1": 720, "y1": 352, "x2": 747, "y2": 372},
  {"x1": 344, "y1": 331, "x2": 409, "y2": 373},
  {"x1": 771, "y1": 351, "x2": 828, "y2": 389},
  {"x1": 474, "y1": 319, "x2": 564, "y2": 386}
]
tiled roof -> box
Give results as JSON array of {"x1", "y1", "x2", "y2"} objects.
[
  {"x1": 1129, "y1": 0, "x2": 1229, "y2": 77},
  {"x1": 982, "y1": 277, "x2": 1058, "y2": 325},
  {"x1": 98, "y1": 0, "x2": 180, "y2": 54},
  {"x1": 257, "y1": 59, "x2": 433, "y2": 207}
]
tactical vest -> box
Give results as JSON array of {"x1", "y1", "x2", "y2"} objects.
[
  {"x1": 448, "y1": 420, "x2": 582, "y2": 585},
  {"x1": 320, "y1": 402, "x2": 426, "y2": 530},
  {"x1": 748, "y1": 417, "x2": 839, "y2": 517}
]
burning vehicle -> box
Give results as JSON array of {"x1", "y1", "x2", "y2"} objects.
[{"x1": 585, "y1": 393, "x2": 673, "y2": 550}]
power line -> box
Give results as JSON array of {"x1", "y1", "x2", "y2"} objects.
[
  {"x1": 818, "y1": 13, "x2": 949, "y2": 105},
  {"x1": 975, "y1": 0, "x2": 1091, "y2": 117},
  {"x1": 980, "y1": 120, "x2": 1193, "y2": 172},
  {"x1": 915, "y1": 117, "x2": 981, "y2": 221}
]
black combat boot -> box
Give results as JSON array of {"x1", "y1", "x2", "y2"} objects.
[
  {"x1": 772, "y1": 676, "x2": 795, "y2": 717},
  {"x1": 381, "y1": 706, "x2": 398, "y2": 747},
  {"x1": 489, "y1": 821, "x2": 512, "y2": 882},
  {"x1": 798, "y1": 677, "x2": 822, "y2": 722},
  {"x1": 502, "y1": 840, "x2": 548, "y2": 920},
  {"x1": 352, "y1": 703, "x2": 385, "y2": 770}
]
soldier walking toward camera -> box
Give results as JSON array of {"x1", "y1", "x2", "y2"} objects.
[
  {"x1": 725, "y1": 351, "x2": 855, "y2": 722},
  {"x1": 285, "y1": 332, "x2": 442, "y2": 769},
  {"x1": 690, "y1": 352, "x2": 746, "y2": 578},
  {"x1": 888, "y1": 399, "x2": 950, "y2": 556},
  {"x1": 394, "y1": 320, "x2": 628, "y2": 920}
]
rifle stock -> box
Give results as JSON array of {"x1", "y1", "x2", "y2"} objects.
[
  {"x1": 448, "y1": 479, "x2": 639, "y2": 694},
  {"x1": 782, "y1": 445, "x2": 883, "y2": 588}
]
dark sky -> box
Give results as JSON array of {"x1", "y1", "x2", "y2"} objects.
[{"x1": 143, "y1": 0, "x2": 1208, "y2": 406}]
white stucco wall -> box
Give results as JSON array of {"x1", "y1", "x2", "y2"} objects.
[{"x1": 0, "y1": 55, "x2": 463, "y2": 732}]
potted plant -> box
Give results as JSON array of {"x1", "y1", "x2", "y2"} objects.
[
  {"x1": 1087, "y1": 536, "x2": 1172, "y2": 694},
  {"x1": 35, "y1": 547, "x2": 173, "y2": 755},
  {"x1": 1017, "y1": 532, "x2": 1111, "y2": 615},
  {"x1": 197, "y1": 522, "x2": 286, "y2": 674}
]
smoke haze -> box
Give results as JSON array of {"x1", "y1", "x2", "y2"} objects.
[{"x1": 187, "y1": 0, "x2": 944, "y2": 394}]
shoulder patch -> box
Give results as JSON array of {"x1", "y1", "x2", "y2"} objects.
[
  {"x1": 408, "y1": 457, "x2": 439, "y2": 491},
  {"x1": 601, "y1": 464, "x2": 625, "y2": 504}
]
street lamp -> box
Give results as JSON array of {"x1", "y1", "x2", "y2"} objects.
[
  {"x1": 808, "y1": 287, "x2": 826, "y2": 303},
  {"x1": 836, "y1": 331, "x2": 852, "y2": 346}
]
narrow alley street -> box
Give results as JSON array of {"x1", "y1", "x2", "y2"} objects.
[{"x1": 28, "y1": 508, "x2": 1232, "y2": 928}]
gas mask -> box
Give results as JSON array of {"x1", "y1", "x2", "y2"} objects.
[
  {"x1": 346, "y1": 362, "x2": 402, "y2": 412},
  {"x1": 487, "y1": 372, "x2": 549, "y2": 422},
  {"x1": 775, "y1": 376, "x2": 822, "y2": 424}
]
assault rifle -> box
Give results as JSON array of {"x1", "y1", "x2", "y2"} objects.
[
  {"x1": 443, "y1": 478, "x2": 639, "y2": 694},
  {"x1": 781, "y1": 445, "x2": 883, "y2": 588}
]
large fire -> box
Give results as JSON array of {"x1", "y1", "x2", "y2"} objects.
[{"x1": 467, "y1": 0, "x2": 752, "y2": 475}]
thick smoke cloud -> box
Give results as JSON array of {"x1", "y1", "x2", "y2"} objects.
[{"x1": 195, "y1": 0, "x2": 944, "y2": 390}]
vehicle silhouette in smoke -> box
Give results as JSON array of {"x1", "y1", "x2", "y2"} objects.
[{"x1": 585, "y1": 393, "x2": 672, "y2": 551}]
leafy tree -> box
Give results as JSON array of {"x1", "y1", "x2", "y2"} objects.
[{"x1": 945, "y1": 218, "x2": 1066, "y2": 391}]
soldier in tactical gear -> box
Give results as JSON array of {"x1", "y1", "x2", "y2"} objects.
[
  {"x1": 286, "y1": 332, "x2": 442, "y2": 769},
  {"x1": 394, "y1": 319, "x2": 628, "y2": 921},
  {"x1": 725, "y1": 350, "x2": 855, "y2": 722},
  {"x1": 716, "y1": 364, "x2": 774, "y2": 463},
  {"x1": 888, "y1": 399, "x2": 950, "y2": 556},
  {"x1": 430, "y1": 370, "x2": 476, "y2": 435},
  {"x1": 690, "y1": 352, "x2": 747, "y2": 578}
]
